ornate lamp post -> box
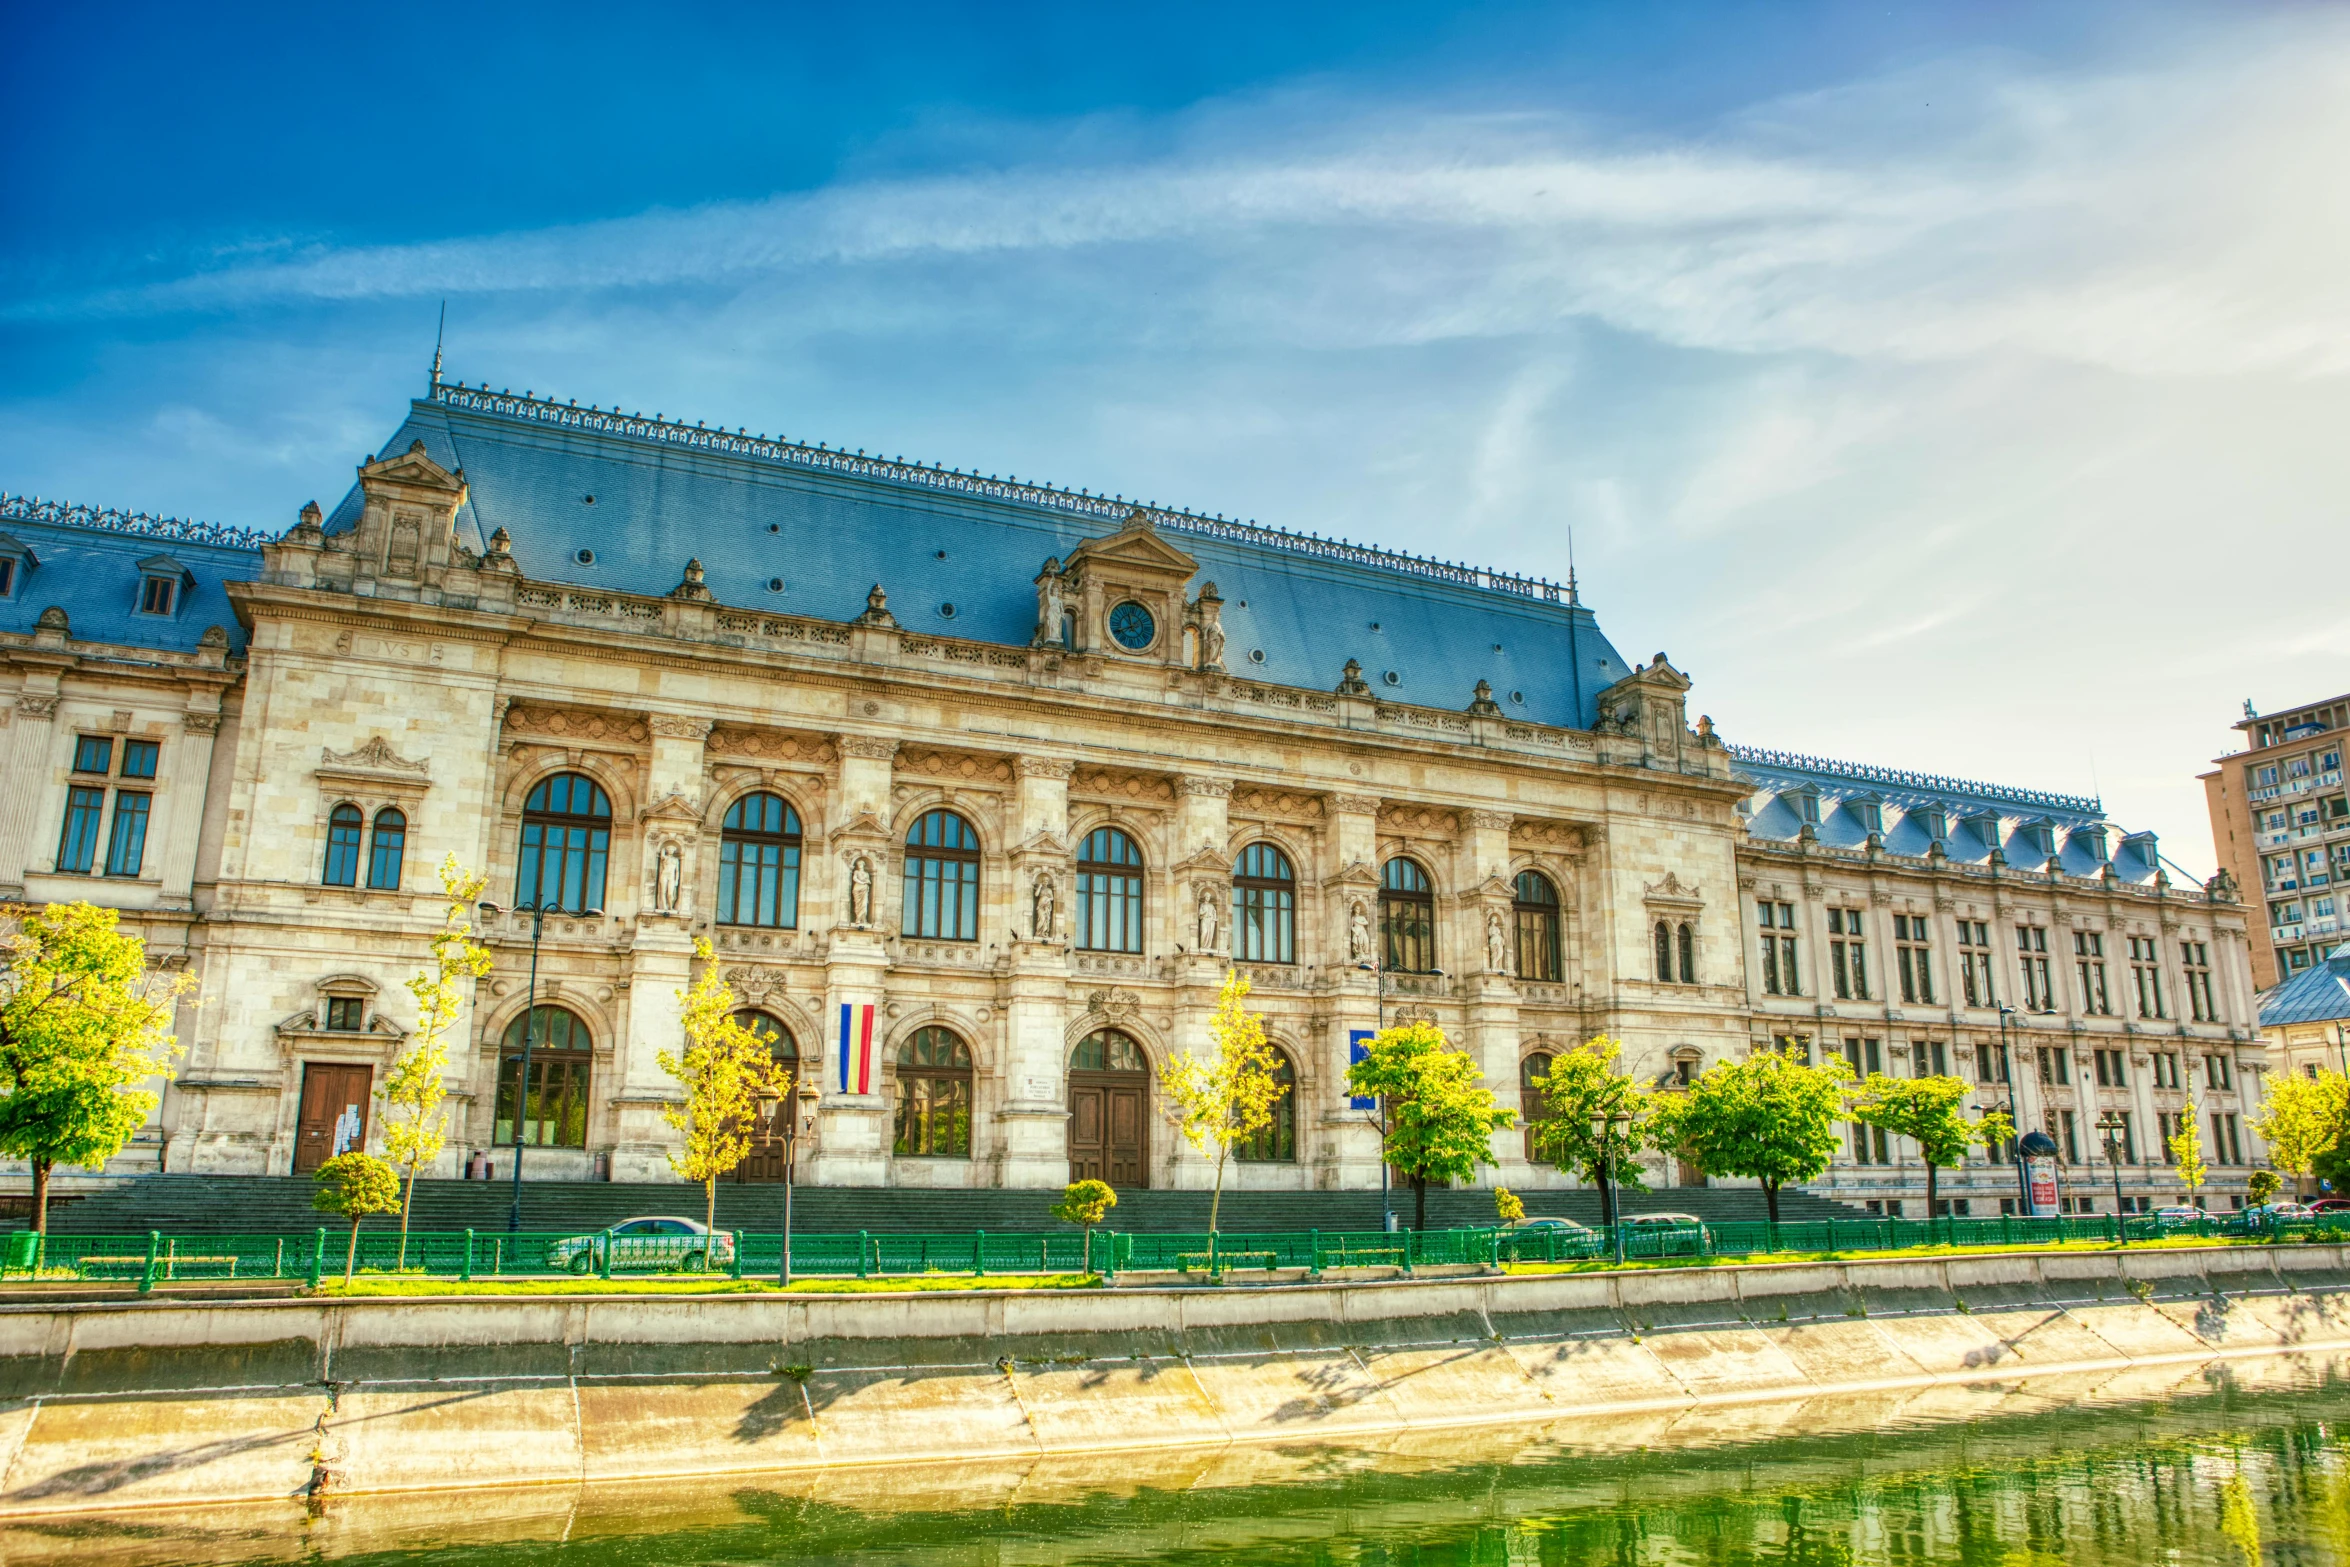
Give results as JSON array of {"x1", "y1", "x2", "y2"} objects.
[
  {"x1": 1588, "y1": 1109, "x2": 1632, "y2": 1266},
  {"x1": 1998, "y1": 1004, "x2": 2031, "y2": 1212},
  {"x1": 2096, "y1": 1110, "x2": 2131, "y2": 1245},
  {"x1": 478, "y1": 897, "x2": 602, "y2": 1234},
  {"x1": 755, "y1": 1076, "x2": 824, "y2": 1285}
]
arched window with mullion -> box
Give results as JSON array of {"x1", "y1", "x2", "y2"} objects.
[
  {"x1": 902, "y1": 809, "x2": 980, "y2": 941},
  {"x1": 1512, "y1": 870, "x2": 1561, "y2": 981},
  {"x1": 1380, "y1": 857, "x2": 1437, "y2": 974},
  {"x1": 1520, "y1": 1051, "x2": 1556, "y2": 1162},
  {"x1": 1233, "y1": 1046, "x2": 1298, "y2": 1163},
  {"x1": 718, "y1": 792, "x2": 802, "y2": 928},
  {"x1": 322, "y1": 803, "x2": 363, "y2": 887},
  {"x1": 517, "y1": 773, "x2": 611, "y2": 913},
  {"x1": 1075, "y1": 826, "x2": 1144, "y2": 953},
  {"x1": 494, "y1": 1006, "x2": 593, "y2": 1148},
  {"x1": 367, "y1": 808, "x2": 406, "y2": 890},
  {"x1": 893, "y1": 1026, "x2": 973, "y2": 1157},
  {"x1": 1231, "y1": 842, "x2": 1296, "y2": 964}
]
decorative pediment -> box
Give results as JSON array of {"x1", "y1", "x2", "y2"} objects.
[
  {"x1": 642, "y1": 790, "x2": 703, "y2": 825},
  {"x1": 1171, "y1": 846, "x2": 1234, "y2": 878},
  {"x1": 1015, "y1": 828, "x2": 1070, "y2": 858},
  {"x1": 361, "y1": 439, "x2": 466, "y2": 497},
  {"x1": 1063, "y1": 509, "x2": 1199, "y2": 579},
  {"x1": 319, "y1": 737, "x2": 429, "y2": 779},
  {"x1": 1642, "y1": 870, "x2": 1705, "y2": 908}
]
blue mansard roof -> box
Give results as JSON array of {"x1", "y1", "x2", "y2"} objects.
[
  {"x1": 322, "y1": 382, "x2": 1633, "y2": 730},
  {"x1": 2259, "y1": 943, "x2": 2350, "y2": 1028},
  {"x1": 0, "y1": 497, "x2": 264, "y2": 657},
  {"x1": 1729, "y1": 744, "x2": 2187, "y2": 884}
]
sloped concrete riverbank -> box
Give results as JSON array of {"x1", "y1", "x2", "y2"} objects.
[{"x1": 4, "y1": 1244, "x2": 2349, "y2": 1521}]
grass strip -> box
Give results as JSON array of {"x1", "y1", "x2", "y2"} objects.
[
  {"x1": 310, "y1": 1272, "x2": 1102, "y2": 1297},
  {"x1": 1503, "y1": 1233, "x2": 2251, "y2": 1274}
]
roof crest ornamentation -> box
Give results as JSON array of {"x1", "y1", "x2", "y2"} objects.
[
  {"x1": 0, "y1": 492, "x2": 272, "y2": 550},
  {"x1": 1726, "y1": 743, "x2": 2101, "y2": 816},
  {"x1": 428, "y1": 382, "x2": 1569, "y2": 604}
]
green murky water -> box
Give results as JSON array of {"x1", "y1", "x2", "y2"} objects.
[{"x1": 33, "y1": 1358, "x2": 2350, "y2": 1565}]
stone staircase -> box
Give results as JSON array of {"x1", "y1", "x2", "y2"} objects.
[{"x1": 13, "y1": 1174, "x2": 1868, "y2": 1237}]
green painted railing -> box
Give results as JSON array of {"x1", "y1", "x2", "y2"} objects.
[{"x1": 5, "y1": 1209, "x2": 2348, "y2": 1289}]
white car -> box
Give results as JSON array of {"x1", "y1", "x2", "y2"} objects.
[{"x1": 547, "y1": 1216, "x2": 735, "y2": 1274}]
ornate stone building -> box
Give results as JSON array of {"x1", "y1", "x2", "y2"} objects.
[{"x1": 0, "y1": 375, "x2": 2260, "y2": 1209}]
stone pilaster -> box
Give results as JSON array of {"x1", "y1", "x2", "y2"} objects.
[
  {"x1": 0, "y1": 686, "x2": 62, "y2": 896},
  {"x1": 609, "y1": 922, "x2": 697, "y2": 1182},
  {"x1": 153, "y1": 707, "x2": 226, "y2": 911},
  {"x1": 811, "y1": 927, "x2": 892, "y2": 1185}
]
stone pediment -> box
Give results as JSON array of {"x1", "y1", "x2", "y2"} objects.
[
  {"x1": 1064, "y1": 510, "x2": 1199, "y2": 581},
  {"x1": 361, "y1": 439, "x2": 466, "y2": 498},
  {"x1": 1642, "y1": 870, "x2": 1705, "y2": 908},
  {"x1": 319, "y1": 737, "x2": 429, "y2": 778},
  {"x1": 1171, "y1": 846, "x2": 1234, "y2": 878}
]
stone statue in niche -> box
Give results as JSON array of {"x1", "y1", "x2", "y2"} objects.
[
  {"x1": 1348, "y1": 900, "x2": 1372, "y2": 963},
  {"x1": 654, "y1": 841, "x2": 683, "y2": 913},
  {"x1": 1033, "y1": 872, "x2": 1057, "y2": 939},
  {"x1": 848, "y1": 857, "x2": 874, "y2": 925},
  {"x1": 1200, "y1": 615, "x2": 1225, "y2": 671},
  {"x1": 1486, "y1": 910, "x2": 1507, "y2": 973},
  {"x1": 1033, "y1": 559, "x2": 1067, "y2": 647},
  {"x1": 1196, "y1": 887, "x2": 1219, "y2": 951}
]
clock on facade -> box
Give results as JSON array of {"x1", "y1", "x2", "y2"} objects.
[{"x1": 1108, "y1": 600, "x2": 1156, "y2": 651}]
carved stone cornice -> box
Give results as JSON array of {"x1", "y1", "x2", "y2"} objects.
[
  {"x1": 647, "y1": 715, "x2": 714, "y2": 742},
  {"x1": 1327, "y1": 793, "x2": 1379, "y2": 815},
  {"x1": 1179, "y1": 775, "x2": 1234, "y2": 798},
  {"x1": 1465, "y1": 809, "x2": 1513, "y2": 831},
  {"x1": 838, "y1": 735, "x2": 900, "y2": 762},
  {"x1": 1017, "y1": 756, "x2": 1076, "y2": 780},
  {"x1": 505, "y1": 706, "x2": 648, "y2": 745}
]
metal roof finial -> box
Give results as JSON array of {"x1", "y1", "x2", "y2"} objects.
[{"x1": 428, "y1": 300, "x2": 445, "y2": 396}]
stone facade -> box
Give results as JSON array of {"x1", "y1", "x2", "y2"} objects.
[{"x1": 2202, "y1": 691, "x2": 2350, "y2": 989}]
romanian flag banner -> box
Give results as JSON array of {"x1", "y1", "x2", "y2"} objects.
[{"x1": 837, "y1": 1002, "x2": 876, "y2": 1095}]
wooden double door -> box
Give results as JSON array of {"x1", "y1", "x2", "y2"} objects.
[
  {"x1": 1068, "y1": 1073, "x2": 1149, "y2": 1188},
  {"x1": 294, "y1": 1062, "x2": 373, "y2": 1174}
]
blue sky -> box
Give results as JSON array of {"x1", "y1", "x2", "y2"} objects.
[{"x1": 6, "y1": 1, "x2": 2345, "y2": 870}]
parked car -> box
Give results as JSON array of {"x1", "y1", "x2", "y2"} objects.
[
  {"x1": 2151, "y1": 1205, "x2": 2209, "y2": 1231},
  {"x1": 2226, "y1": 1202, "x2": 2319, "y2": 1236},
  {"x1": 1499, "y1": 1217, "x2": 1603, "y2": 1261},
  {"x1": 1620, "y1": 1212, "x2": 1709, "y2": 1256},
  {"x1": 2308, "y1": 1197, "x2": 2350, "y2": 1214},
  {"x1": 547, "y1": 1216, "x2": 735, "y2": 1274}
]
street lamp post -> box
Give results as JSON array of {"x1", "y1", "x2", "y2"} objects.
[
  {"x1": 2097, "y1": 1110, "x2": 2131, "y2": 1246},
  {"x1": 756, "y1": 1077, "x2": 823, "y2": 1286},
  {"x1": 1588, "y1": 1109, "x2": 1630, "y2": 1266},
  {"x1": 478, "y1": 897, "x2": 601, "y2": 1234},
  {"x1": 1998, "y1": 1005, "x2": 2031, "y2": 1213}
]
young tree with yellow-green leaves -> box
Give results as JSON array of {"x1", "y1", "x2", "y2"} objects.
[
  {"x1": 2170, "y1": 1097, "x2": 2210, "y2": 1209},
  {"x1": 2251, "y1": 1067, "x2": 2350, "y2": 1194},
  {"x1": 312, "y1": 1150, "x2": 402, "y2": 1283},
  {"x1": 1157, "y1": 971, "x2": 1289, "y2": 1234},
  {"x1": 1847, "y1": 1072, "x2": 2013, "y2": 1220},
  {"x1": 659, "y1": 939, "x2": 792, "y2": 1254},
  {"x1": 1529, "y1": 1035, "x2": 1663, "y2": 1205},
  {"x1": 0, "y1": 902, "x2": 189, "y2": 1234},
  {"x1": 1654, "y1": 1043, "x2": 1852, "y2": 1228},
  {"x1": 378, "y1": 857, "x2": 492, "y2": 1262},
  {"x1": 1345, "y1": 1020, "x2": 1515, "y2": 1233}
]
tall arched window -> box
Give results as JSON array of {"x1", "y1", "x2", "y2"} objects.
[
  {"x1": 1232, "y1": 843, "x2": 1296, "y2": 964},
  {"x1": 1234, "y1": 1045, "x2": 1297, "y2": 1163},
  {"x1": 1654, "y1": 920, "x2": 1674, "y2": 982},
  {"x1": 367, "y1": 808, "x2": 406, "y2": 891},
  {"x1": 893, "y1": 1026, "x2": 972, "y2": 1157},
  {"x1": 1076, "y1": 826, "x2": 1144, "y2": 953},
  {"x1": 902, "y1": 810, "x2": 980, "y2": 941},
  {"x1": 1513, "y1": 870, "x2": 1561, "y2": 981},
  {"x1": 322, "y1": 803, "x2": 363, "y2": 887},
  {"x1": 1381, "y1": 858, "x2": 1436, "y2": 974},
  {"x1": 1677, "y1": 923, "x2": 1696, "y2": 984},
  {"x1": 735, "y1": 1011, "x2": 799, "y2": 1182},
  {"x1": 495, "y1": 1006, "x2": 592, "y2": 1148},
  {"x1": 1521, "y1": 1051, "x2": 1555, "y2": 1163},
  {"x1": 736, "y1": 1009, "x2": 798, "y2": 1072},
  {"x1": 518, "y1": 773, "x2": 611, "y2": 913},
  {"x1": 718, "y1": 792, "x2": 802, "y2": 928}
]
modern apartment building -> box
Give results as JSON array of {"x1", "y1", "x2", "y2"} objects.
[{"x1": 2203, "y1": 692, "x2": 2350, "y2": 989}]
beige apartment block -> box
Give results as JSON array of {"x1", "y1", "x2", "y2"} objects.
[{"x1": 2203, "y1": 692, "x2": 2350, "y2": 990}]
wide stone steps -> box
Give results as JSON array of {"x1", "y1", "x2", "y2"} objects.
[{"x1": 17, "y1": 1175, "x2": 1869, "y2": 1237}]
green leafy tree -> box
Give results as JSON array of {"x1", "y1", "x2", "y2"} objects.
[
  {"x1": 1494, "y1": 1186, "x2": 1525, "y2": 1223},
  {"x1": 1345, "y1": 1020, "x2": 1515, "y2": 1232},
  {"x1": 313, "y1": 1151, "x2": 403, "y2": 1282},
  {"x1": 2250, "y1": 1068, "x2": 2350, "y2": 1193},
  {"x1": 2170, "y1": 1097, "x2": 2209, "y2": 1208},
  {"x1": 1848, "y1": 1073, "x2": 2014, "y2": 1218},
  {"x1": 379, "y1": 857, "x2": 491, "y2": 1262},
  {"x1": 1052, "y1": 1178, "x2": 1118, "y2": 1272},
  {"x1": 1655, "y1": 1043, "x2": 1852, "y2": 1226},
  {"x1": 1529, "y1": 1035, "x2": 1661, "y2": 1200},
  {"x1": 1157, "y1": 971, "x2": 1288, "y2": 1234},
  {"x1": 659, "y1": 939, "x2": 792, "y2": 1256},
  {"x1": 2247, "y1": 1169, "x2": 2282, "y2": 1207},
  {"x1": 0, "y1": 902, "x2": 189, "y2": 1233}
]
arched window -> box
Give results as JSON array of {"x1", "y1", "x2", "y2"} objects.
[
  {"x1": 322, "y1": 804, "x2": 362, "y2": 887},
  {"x1": 1678, "y1": 923, "x2": 1695, "y2": 984},
  {"x1": 495, "y1": 1006, "x2": 592, "y2": 1148},
  {"x1": 718, "y1": 792, "x2": 802, "y2": 928},
  {"x1": 893, "y1": 1026, "x2": 972, "y2": 1157},
  {"x1": 367, "y1": 808, "x2": 406, "y2": 891},
  {"x1": 1521, "y1": 1051, "x2": 1555, "y2": 1163},
  {"x1": 1650, "y1": 920, "x2": 1672, "y2": 982},
  {"x1": 1381, "y1": 858, "x2": 1436, "y2": 974},
  {"x1": 1232, "y1": 843, "x2": 1296, "y2": 964},
  {"x1": 903, "y1": 810, "x2": 980, "y2": 941},
  {"x1": 1070, "y1": 1030, "x2": 1149, "y2": 1071},
  {"x1": 1513, "y1": 871, "x2": 1561, "y2": 981},
  {"x1": 1234, "y1": 1046, "x2": 1297, "y2": 1163},
  {"x1": 518, "y1": 773, "x2": 611, "y2": 913},
  {"x1": 1076, "y1": 826, "x2": 1144, "y2": 953},
  {"x1": 736, "y1": 1009, "x2": 798, "y2": 1071}
]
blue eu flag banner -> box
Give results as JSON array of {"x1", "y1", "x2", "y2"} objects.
[{"x1": 1348, "y1": 1029, "x2": 1377, "y2": 1110}]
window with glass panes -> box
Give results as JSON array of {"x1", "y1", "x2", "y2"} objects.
[
  {"x1": 1828, "y1": 908, "x2": 1869, "y2": 999},
  {"x1": 495, "y1": 1007, "x2": 593, "y2": 1147},
  {"x1": 1233, "y1": 1047, "x2": 1297, "y2": 1162},
  {"x1": 1845, "y1": 1038, "x2": 1886, "y2": 1160},
  {"x1": 2181, "y1": 941, "x2": 2217, "y2": 1022},
  {"x1": 2205, "y1": 1053, "x2": 2232, "y2": 1092},
  {"x1": 1956, "y1": 920, "x2": 1995, "y2": 1007},
  {"x1": 1757, "y1": 901, "x2": 1799, "y2": 996},
  {"x1": 2151, "y1": 1051, "x2": 2181, "y2": 1090},
  {"x1": 1519, "y1": 1051, "x2": 1555, "y2": 1162},
  {"x1": 2126, "y1": 936, "x2": 2165, "y2": 1019},
  {"x1": 1975, "y1": 1039, "x2": 2010, "y2": 1084},
  {"x1": 2017, "y1": 925, "x2": 2054, "y2": 1010},
  {"x1": 1075, "y1": 827, "x2": 1144, "y2": 953},
  {"x1": 1512, "y1": 871, "x2": 1561, "y2": 980},
  {"x1": 2073, "y1": 931, "x2": 2112, "y2": 1015},
  {"x1": 1380, "y1": 858, "x2": 1436, "y2": 973},
  {"x1": 57, "y1": 733, "x2": 160, "y2": 878},
  {"x1": 1231, "y1": 843, "x2": 1297, "y2": 963},
  {"x1": 2093, "y1": 1048, "x2": 2127, "y2": 1088},
  {"x1": 893, "y1": 1027, "x2": 973, "y2": 1157},
  {"x1": 717, "y1": 792, "x2": 802, "y2": 928},
  {"x1": 901, "y1": 809, "x2": 980, "y2": 941},
  {"x1": 1894, "y1": 914, "x2": 1935, "y2": 1004},
  {"x1": 517, "y1": 773, "x2": 611, "y2": 913},
  {"x1": 368, "y1": 808, "x2": 406, "y2": 890},
  {"x1": 322, "y1": 804, "x2": 364, "y2": 886}
]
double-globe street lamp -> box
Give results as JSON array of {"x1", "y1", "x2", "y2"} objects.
[
  {"x1": 476, "y1": 897, "x2": 601, "y2": 1233},
  {"x1": 754, "y1": 1076, "x2": 824, "y2": 1285},
  {"x1": 2096, "y1": 1109, "x2": 2132, "y2": 1246}
]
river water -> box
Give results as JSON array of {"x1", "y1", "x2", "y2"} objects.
[{"x1": 31, "y1": 1356, "x2": 2350, "y2": 1565}]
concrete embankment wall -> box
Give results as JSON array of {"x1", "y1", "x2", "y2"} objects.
[{"x1": 4, "y1": 1244, "x2": 2350, "y2": 1520}]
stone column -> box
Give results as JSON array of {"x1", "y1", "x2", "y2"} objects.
[
  {"x1": 0, "y1": 686, "x2": 63, "y2": 896},
  {"x1": 1000, "y1": 756, "x2": 1074, "y2": 1188}
]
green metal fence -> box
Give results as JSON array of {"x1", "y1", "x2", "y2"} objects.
[{"x1": 8, "y1": 1209, "x2": 2350, "y2": 1291}]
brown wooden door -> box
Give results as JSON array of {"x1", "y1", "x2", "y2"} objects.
[
  {"x1": 736, "y1": 1104, "x2": 788, "y2": 1183},
  {"x1": 1068, "y1": 1074, "x2": 1148, "y2": 1188},
  {"x1": 294, "y1": 1063, "x2": 373, "y2": 1174}
]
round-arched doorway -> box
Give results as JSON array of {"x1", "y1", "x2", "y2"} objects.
[{"x1": 1068, "y1": 1028, "x2": 1150, "y2": 1188}]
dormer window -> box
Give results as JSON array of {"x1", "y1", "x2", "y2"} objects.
[
  {"x1": 1912, "y1": 805, "x2": 1949, "y2": 843},
  {"x1": 1849, "y1": 795, "x2": 1884, "y2": 835},
  {"x1": 135, "y1": 555, "x2": 189, "y2": 618},
  {"x1": 2074, "y1": 826, "x2": 2109, "y2": 863},
  {"x1": 0, "y1": 531, "x2": 33, "y2": 599},
  {"x1": 1788, "y1": 788, "x2": 1820, "y2": 825},
  {"x1": 2022, "y1": 820, "x2": 2056, "y2": 857},
  {"x1": 1966, "y1": 811, "x2": 2003, "y2": 852}
]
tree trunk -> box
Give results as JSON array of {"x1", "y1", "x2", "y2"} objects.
[
  {"x1": 31, "y1": 1158, "x2": 50, "y2": 1237},
  {"x1": 1763, "y1": 1178, "x2": 1781, "y2": 1226},
  {"x1": 1208, "y1": 1149, "x2": 1226, "y2": 1235},
  {"x1": 346, "y1": 1217, "x2": 362, "y2": 1283},
  {"x1": 704, "y1": 1178, "x2": 718, "y2": 1271},
  {"x1": 399, "y1": 1166, "x2": 417, "y2": 1269},
  {"x1": 1925, "y1": 1162, "x2": 1940, "y2": 1227},
  {"x1": 1414, "y1": 1173, "x2": 1428, "y2": 1234}
]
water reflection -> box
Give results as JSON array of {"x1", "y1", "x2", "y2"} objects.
[{"x1": 32, "y1": 1353, "x2": 2350, "y2": 1565}]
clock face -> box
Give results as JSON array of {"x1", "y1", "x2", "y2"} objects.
[{"x1": 1109, "y1": 600, "x2": 1156, "y2": 651}]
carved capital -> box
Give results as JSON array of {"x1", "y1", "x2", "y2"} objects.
[
  {"x1": 14, "y1": 694, "x2": 59, "y2": 720},
  {"x1": 1465, "y1": 809, "x2": 1513, "y2": 831},
  {"x1": 838, "y1": 735, "x2": 900, "y2": 762},
  {"x1": 1327, "y1": 793, "x2": 1380, "y2": 815},
  {"x1": 1179, "y1": 775, "x2": 1233, "y2": 798},
  {"x1": 181, "y1": 711, "x2": 223, "y2": 737},
  {"x1": 647, "y1": 715, "x2": 714, "y2": 742},
  {"x1": 1017, "y1": 756, "x2": 1076, "y2": 780}
]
